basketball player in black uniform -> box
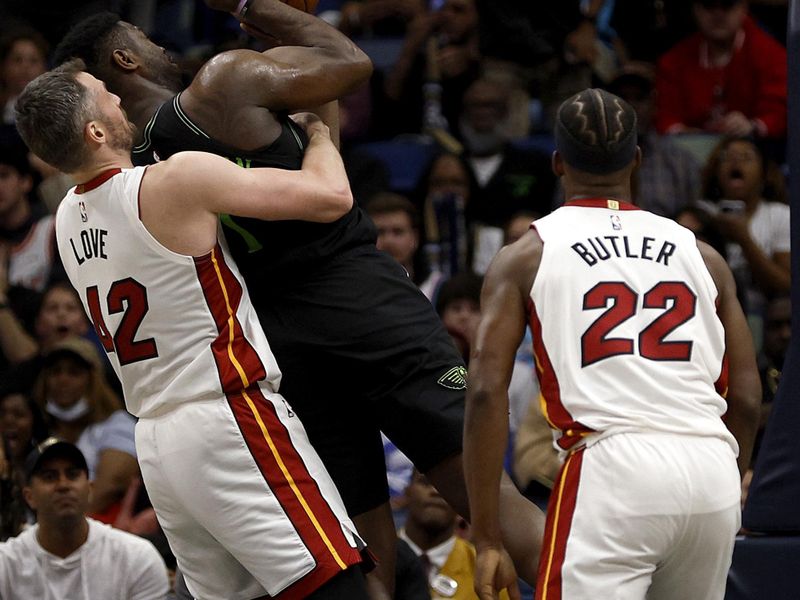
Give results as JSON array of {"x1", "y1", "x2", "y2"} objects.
[{"x1": 54, "y1": 1, "x2": 544, "y2": 592}]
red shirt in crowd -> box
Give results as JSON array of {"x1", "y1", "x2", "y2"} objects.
[{"x1": 655, "y1": 16, "x2": 786, "y2": 137}]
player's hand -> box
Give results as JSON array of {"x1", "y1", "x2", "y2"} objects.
[
  {"x1": 719, "y1": 111, "x2": 756, "y2": 137},
  {"x1": 290, "y1": 112, "x2": 330, "y2": 139},
  {"x1": 713, "y1": 212, "x2": 750, "y2": 245},
  {"x1": 474, "y1": 546, "x2": 521, "y2": 600}
]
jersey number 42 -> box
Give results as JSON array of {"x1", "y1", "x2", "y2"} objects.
[{"x1": 86, "y1": 278, "x2": 159, "y2": 365}]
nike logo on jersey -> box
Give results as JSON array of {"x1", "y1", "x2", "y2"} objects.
[{"x1": 571, "y1": 235, "x2": 676, "y2": 267}]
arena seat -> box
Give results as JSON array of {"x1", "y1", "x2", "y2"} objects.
[{"x1": 356, "y1": 137, "x2": 437, "y2": 192}]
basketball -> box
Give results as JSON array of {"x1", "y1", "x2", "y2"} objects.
[{"x1": 281, "y1": 0, "x2": 319, "y2": 13}]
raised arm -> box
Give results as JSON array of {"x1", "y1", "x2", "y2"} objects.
[
  {"x1": 699, "y1": 241, "x2": 761, "y2": 476},
  {"x1": 140, "y1": 114, "x2": 352, "y2": 255},
  {"x1": 196, "y1": 0, "x2": 372, "y2": 110},
  {"x1": 465, "y1": 231, "x2": 540, "y2": 600}
]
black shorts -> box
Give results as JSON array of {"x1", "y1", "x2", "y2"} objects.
[{"x1": 255, "y1": 245, "x2": 466, "y2": 516}]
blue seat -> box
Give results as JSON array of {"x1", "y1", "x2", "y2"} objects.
[{"x1": 356, "y1": 138, "x2": 438, "y2": 193}]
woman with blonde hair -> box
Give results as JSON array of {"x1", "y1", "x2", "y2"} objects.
[{"x1": 33, "y1": 336, "x2": 138, "y2": 522}]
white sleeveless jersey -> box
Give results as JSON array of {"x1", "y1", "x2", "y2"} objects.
[
  {"x1": 530, "y1": 198, "x2": 736, "y2": 454},
  {"x1": 55, "y1": 167, "x2": 282, "y2": 419},
  {"x1": 9, "y1": 214, "x2": 55, "y2": 292}
]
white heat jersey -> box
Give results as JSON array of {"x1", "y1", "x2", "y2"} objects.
[
  {"x1": 530, "y1": 198, "x2": 736, "y2": 454},
  {"x1": 55, "y1": 167, "x2": 282, "y2": 419}
]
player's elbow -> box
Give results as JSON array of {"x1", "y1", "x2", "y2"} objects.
[
  {"x1": 352, "y1": 51, "x2": 374, "y2": 85},
  {"x1": 316, "y1": 188, "x2": 353, "y2": 222},
  {"x1": 320, "y1": 46, "x2": 373, "y2": 90}
]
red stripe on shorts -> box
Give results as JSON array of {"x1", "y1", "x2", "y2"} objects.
[
  {"x1": 529, "y1": 300, "x2": 594, "y2": 449},
  {"x1": 227, "y1": 387, "x2": 361, "y2": 594},
  {"x1": 536, "y1": 448, "x2": 584, "y2": 600},
  {"x1": 194, "y1": 245, "x2": 266, "y2": 392}
]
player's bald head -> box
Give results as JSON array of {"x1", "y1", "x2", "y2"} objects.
[{"x1": 555, "y1": 89, "x2": 638, "y2": 175}]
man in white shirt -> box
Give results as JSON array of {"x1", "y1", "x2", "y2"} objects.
[{"x1": 0, "y1": 437, "x2": 168, "y2": 600}]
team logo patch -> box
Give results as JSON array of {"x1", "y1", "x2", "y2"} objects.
[{"x1": 437, "y1": 366, "x2": 467, "y2": 390}]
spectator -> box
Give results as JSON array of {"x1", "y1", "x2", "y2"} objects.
[
  {"x1": 366, "y1": 192, "x2": 444, "y2": 299},
  {"x1": 399, "y1": 469, "x2": 510, "y2": 600},
  {"x1": 414, "y1": 152, "x2": 479, "y2": 276},
  {"x1": 383, "y1": 0, "x2": 481, "y2": 137},
  {"x1": 0, "y1": 134, "x2": 64, "y2": 296},
  {"x1": 700, "y1": 136, "x2": 790, "y2": 343},
  {"x1": 0, "y1": 28, "x2": 47, "y2": 125},
  {"x1": 607, "y1": 62, "x2": 701, "y2": 217},
  {"x1": 477, "y1": 1, "x2": 617, "y2": 129},
  {"x1": 0, "y1": 387, "x2": 48, "y2": 540},
  {"x1": 0, "y1": 437, "x2": 168, "y2": 599},
  {"x1": 435, "y1": 272, "x2": 483, "y2": 360},
  {"x1": 655, "y1": 0, "x2": 787, "y2": 138},
  {"x1": 0, "y1": 281, "x2": 90, "y2": 392},
  {"x1": 459, "y1": 76, "x2": 555, "y2": 272},
  {"x1": 754, "y1": 294, "x2": 790, "y2": 461},
  {"x1": 32, "y1": 337, "x2": 138, "y2": 521},
  {"x1": 0, "y1": 134, "x2": 67, "y2": 373}
]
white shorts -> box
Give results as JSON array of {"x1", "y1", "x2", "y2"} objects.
[
  {"x1": 537, "y1": 432, "x2": 741, "y2": 600},
  {"x1": 135, "y1": 385, "x2": 363, "y2": 600}
]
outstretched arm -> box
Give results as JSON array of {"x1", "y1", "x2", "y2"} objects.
[
  {"x1": 198, "y1": 0, "x2": 372, "y2": 110},
  {"x1": 465, "y1": 231, "x2": 541, "y2": 600},
  {"x1": 699, "y1": 241, "x2": 761, "y2": 476},
  {"x1": 140, "y1": 114, "x2": 352, "y2": 255}
]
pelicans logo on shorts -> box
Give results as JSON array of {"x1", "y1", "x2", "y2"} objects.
[{"x1": 437, "y1": 366, "x2": 467, "y2": 390}]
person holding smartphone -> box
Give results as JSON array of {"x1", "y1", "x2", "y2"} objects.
[{"x1": 700, "y1": 136, "x2": 790, "y2": 347}]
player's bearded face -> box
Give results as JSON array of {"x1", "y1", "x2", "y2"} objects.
[{"x1": 104, "y1": 114, "x2": 138, "y2": 152}]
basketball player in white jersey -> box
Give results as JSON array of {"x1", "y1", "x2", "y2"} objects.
[
  {"x1": 14, "y1": 60, "x2": 373, "y2": 600},
  {"x1": 464, "y1": 89, "x2": 761, "y2": 600}
]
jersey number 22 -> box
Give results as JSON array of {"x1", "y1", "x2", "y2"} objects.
[{"x1": 581, "y1": 281, "x2": 696, "y2": 367}]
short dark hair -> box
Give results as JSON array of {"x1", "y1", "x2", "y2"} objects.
[
  {"x1": 365, "y1": 193, "x2": 420, "y2": 229},
  {"x1": 435, "y1": 272, "x2": 483, "y2": 316},
  {"x1": 0, "y1": 133, "x2": 32, "y2": 176},
  {"x1": 53, "y1": 12, "x2": 125, "y2": 75},
  {"x1": 14, "y1": 60, "x2": 95, "y2": 173},
  {"x1": 555, "y1": 88, "x2": 638, "y2": 175}
]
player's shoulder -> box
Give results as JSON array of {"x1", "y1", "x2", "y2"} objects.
[
  {"x1": 147, "y1": 151, "x2": 215, "y2": 180},
  {"x1": 190, "y1": 49, "x2": 274, "y2": 93}
]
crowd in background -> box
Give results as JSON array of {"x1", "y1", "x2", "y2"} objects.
[{"x1": 0, "y1": 0, "x2": 791, "y2": 598}]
